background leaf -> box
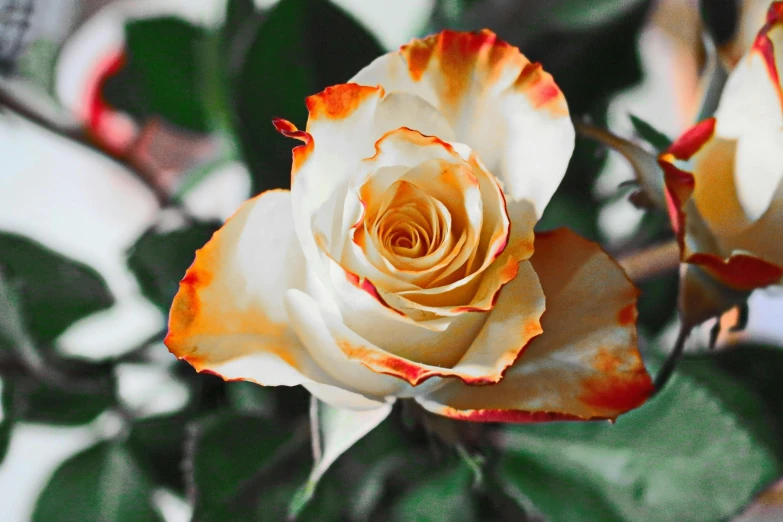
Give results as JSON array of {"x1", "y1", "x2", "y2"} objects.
[
  {"x1": 0, "y1": 377, "x2": 16, "y2": 465},
  {"x1": 231, "y1": 0, "x2": 384, "y2": 193},
  {"x1": 389, "y1": 464, "x2": 477, "y2": 522},
  {"x1": 498, "y1": 355, "x2": 781, "y2": 522},
  {"x1": 629, "y1": 114, "x2": 673, "y2": 152},
  {"x1": 187, "y1": 413, "x2": 305, "y2": 521},
  {"x1": 126, "y1": 220, "x2": 220, "y2": 311},
  {"x1": 105, "y1": 17, "x2": 212, "y2": 133},
  {"x1": 0, "y1": 232, "x2": 113, "y2": 346},
  {"x1": 32, "y1": 441, "x2": 163, "y2": 522},
  {"x1": 128, "y1": 413, "x2": 191, "y2": 494}
]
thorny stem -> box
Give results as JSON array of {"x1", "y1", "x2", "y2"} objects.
[
  {"x1": 653, "y1": 324, "x2": 692, "y2": 394},
  {"x1": 617, "y1": 239, "x2": 680, "y2": 282}
]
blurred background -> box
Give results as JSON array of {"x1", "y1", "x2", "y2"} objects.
[{"x1": 1, "y1": 0, "x2": 783, "y2": 521}]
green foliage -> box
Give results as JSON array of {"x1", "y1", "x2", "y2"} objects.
[
  {"x1": 629, "y1": 114, "x2": 674, "y2": 152},
  {"x1": 32, "y1": 441, "x2": 163, "y2": 522},
  {"x1": 21, "y1": 376, "x2": 115, "y2": 425},
  {"x1": 0, "y1": 232, "x2": 114, "y2": 346},
  {"x1": 126, "y1": 220, "x2": 220, "y2": 310},
  {"x1": 187, "y1": 413, "x2": 304, "y2": 521},
  {"x1": 498, "y1": 356, "x2": 781, "y2": 522},
  {"x1": 687, "y1": 344, "x2": 783, "y2": 460},
  {"x1": 128, "y1": 413, "x2": 191, "y2": 494},
  {"x1": 107, "y1": 17, "x2": 212, "y2": 133},
  {"x1": 389, "y1": 465, "x2": 477, "y2": 522},
  {"x1": 0, "y1": 378, "x2": 15, "y2": 464}
]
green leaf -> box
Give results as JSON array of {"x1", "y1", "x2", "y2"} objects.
[
  {"x1": 498, "y1": 356, "x2": 780, "y2": 522},
  {"x1": 629, "y1": 114, "x2": 673, "y2": 152},
  {"x1": 32, "y1": 441, "x2": 163, "y2": 522},
  {"x1": 550, "y1": 0, "x2": 649, "y2": 30},
  {"x1": 686, "y1": 344, "x2": 783, "y2": 460},
  {"x1": 536, "y1": 194, "x2": 600, "y2": 241},
  {"x1": 225, "y1": 380, "x2": 276, "y2": 416},
  {"x1": 118, "y1": 17, "x2": 212, "y2": 132},
  {"x1": 390, "y1": 465, "x2": 477, "y2": 522},
  {"x1": 21, "y1": 377, "x2": 115, "y2": 425},
  {"x1": 700, "y1": 0, "x2": 739, "y2": 46},
  {"x1": 231, "y1": 0, "x2": 384, "y2": 193},
  {"x1": 0, "y1": 377, "x2": 16, "y2": 465},
  {"x1": 128, "y1": 413, "x2": 190, "y2": 494},
  {"x1": 126, "y1": 221, "x2": 220, "y2": 310},
  {"x1": 188, "y1": 413, "x2": 304, "y2": 521},
  {"x1": 0, "y1": 232, "x2": 114, "y2": 346}
]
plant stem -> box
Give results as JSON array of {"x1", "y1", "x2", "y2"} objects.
[
  {"x1": 617, "y1": 239, "x2": 680, "y2": 282},
  {"x1": 653, "y1": 324, "x2": 692, "y2": 394},
  {"x1": 0, "y1": 83, "x2": 173, "y2": 208}
]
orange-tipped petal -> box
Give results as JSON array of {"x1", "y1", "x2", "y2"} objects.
[
  {"x1": 165, "y1": 190, "x2": 381, "y2": 409},
  {"x1": 416, "y1": 229, "x2": 653, "y2": 422},
  {"x1": 660, "y1": 119, "x2": 783, "y2": 291},
  {"x1": 351, "y1": 29, "x2": 574, "y2": 217}
]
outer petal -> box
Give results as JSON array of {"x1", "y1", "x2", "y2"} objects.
[
  {"x1": 351, "y1": 29, "x2": 575, "y2": 217},
  {"x1": 165, "y1": 190, "x2": 372, "y2": 409},
  {"x1": 416, "y1": 229, "x2": 653, "y2": 422}
]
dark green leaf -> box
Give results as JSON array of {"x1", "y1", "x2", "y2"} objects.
[
  {"x1": 536, "y1": 194, "x2": 600, "y2": 240},
  {"x1": 32, "y1": 441, "x2": 163, "y2": 522},
  {"x1": 550, "y1": 0, "x2": 649, "y2": 30},
  {"x1": 126, "y1": 221, "x2": 220, "y2": 310},
  {"x1": 459, "y1": 1, "x2": 651, "y2": 116},
  {"x1": 700, "y1": 0, "x2": 739, "y2": 46},
  {"x1": 188, "y1": 413, "x2": 305, "y2": 521},
  {"x1": 226, "y1": 380, "x2": 276, "y2": 416},
  {"x1": 128, "y1": 413, "x2": 190, "y2": 494},
  {"x1": 21, "y1": 376, "x2": 115, "y2": 426},
  {"x1": 225, "y1": 0, "x2": 258, "y2": 40},
  {"x1": 118, "y1": 17, "x2": 212, "y2": 132},
  {"x1": 686, "y1": 344, "x2": 783, "y2": 460},
  {"x1": 629, "y1": 114, "x2": 673, "y2": 152},
  {"x1": 635, "y1": 271, "x2": 678, "y2": 336},
  {"x1": 390, "y1": 465, "x2": 477, "y2": 522},
  {"x1": 0, "y1": 377, "x2": 16, "y2": 464},
  {"x1": 498, "y1": 356, "x2": 780, "y2": 522},
  {"x1": 0, "y1": 232, "x2": 114, "y2": 346},
  {"x1": 232, "y1": 0, "x2": 384, "y2": 193}
]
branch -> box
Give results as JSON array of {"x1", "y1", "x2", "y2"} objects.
[
  {"x1": 653, "y1": 324, "x2": 692, "y2": 394},
  {"x1": 0, "y1": 82, "x2": 173, "y2": 208},
  {"x1": 617, "y1": 239, "x2": 680, "y2": 282}
]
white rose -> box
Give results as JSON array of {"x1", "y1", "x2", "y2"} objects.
[{"x1": 166, "y1": 29, "x2": 652, "y2": 423}]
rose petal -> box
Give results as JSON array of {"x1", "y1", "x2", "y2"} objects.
[
  {"x1": 416, "y1": 229, "x2": 653, "y2": 422},
  {"x1": 660, "y1": 120, "x2": 783, "y2": 290},
  {"x1": 310, "y1": 257, "x2": 544, "y2": 385},
  {"x1": 278, "y1": 86, "x2": 455, "y2": 292},
  {"x1": 382, "y1": 199, "x2": 536, "y2": 316},
  {"x1": 165, "y1": 190, "x2": 352, "y2": 396},
  {"x1": 714, "y1": 6, "x2": 783, "y2": 138},
  {"x1": 285, "y1": 288, "x2": 410, "y2": 400},
  {"x1": 733, "y1": 128, "x2": 783, "y2": 222},
  {"x1": 351, "y1": 29, "x2": 575, "y2": 217}
]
